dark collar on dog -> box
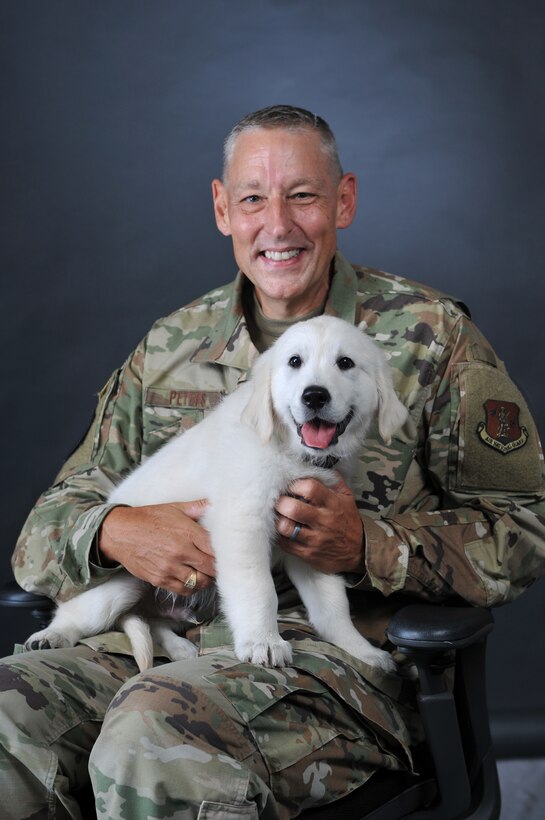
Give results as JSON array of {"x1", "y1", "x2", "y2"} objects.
[{"x1": 303, "y1": 453, "x2": 340, "y2": 470}]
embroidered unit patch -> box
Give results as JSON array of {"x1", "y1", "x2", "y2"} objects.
[
  {"x1": 477, "y1": 399, "x2": 529, "y2": 455},
  {"x1": 453, "y1": 363, "x2": 542, "y2": 492}
]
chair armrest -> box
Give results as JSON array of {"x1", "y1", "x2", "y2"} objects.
[
  {"x1": 386, "y1": 604, "x2": 493, "y2": 652},
  {"x1": 383, "y1": 605, "x2": 499, "y2": 820},
  {"x1": 0, "y1": 580, "x2": 53, "y2": 611},
  {"x1": 0, "y1": 580, "x2": 54, "y2": 629}
]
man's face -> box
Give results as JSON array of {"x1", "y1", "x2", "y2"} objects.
[{"x1": 212, "y1": 128, "x2": 357, "y2": 319}]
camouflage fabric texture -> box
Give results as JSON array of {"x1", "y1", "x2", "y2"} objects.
[
  {"x1": 0, "y1": 621, "x2": 417, "y2": 819},
  {"x1": 0, "y1": 645, "x2": 141, "y2": 819},
  {"x1": 4, "y1": 252, "x2": 545, "y2": 818}
]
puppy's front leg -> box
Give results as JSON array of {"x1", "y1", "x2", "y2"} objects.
[
  {"x1": 211, "y1": 517, "x2": 292, "y2": 667},
  {"x1": 284, "y1": 555, "x2": 396, "y2": 674}
]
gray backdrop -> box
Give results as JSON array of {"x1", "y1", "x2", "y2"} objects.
[{"x1": 2, "y1": 0, "x2": 544, "y2": 752}]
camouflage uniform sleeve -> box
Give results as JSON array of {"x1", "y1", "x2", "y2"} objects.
[
  {"x1": 362, "y1": 314, "x2": 545, "y2": 607},
  {"x1": 11, "y1": 339, "x2": 146, "y2": 602}
]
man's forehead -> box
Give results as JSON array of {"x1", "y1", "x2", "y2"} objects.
[
  {"x1": 225, "y1": 127, "x2": 334, "y2": 183},
  {"x1": 230, "y1": 175, "x2": 327, "y2": 194}
]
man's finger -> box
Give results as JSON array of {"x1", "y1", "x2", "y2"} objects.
[
  {"x1": 275, "y1": 496, "x2": 320, "y2": 527},
  {"x1": 166, "y1": 500, "x2": 216, "y2": 557},
  {"x1": 286, "y1": 478, "x2": 329, "y2": 505},
  {"x1": 276, "y1": 515, "x2": 307, "y2": 542},
  {"x1": 170, "y1": 499, "x2": 209, "y2": 519}
]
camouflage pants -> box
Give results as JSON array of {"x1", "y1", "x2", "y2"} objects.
[{"x1": 0, "y1": 624, "x2": 415, "y2": 820}]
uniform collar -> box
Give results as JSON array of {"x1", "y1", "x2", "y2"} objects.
[{"x1": 190, "y1": 251, "x2": 359, "y2": 373}]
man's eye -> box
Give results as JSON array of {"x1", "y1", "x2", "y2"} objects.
[
  {"x1": 242, "y1": 195, "x2": 261, "y2": 204},
  {"x1": 292, "y1": 192, "x2": 315, "y2": 200},
  {"x1": 337, "y1": 357, "x2": 355, "y2": 370},
  {"x1": 288, "y1": 355, "x2": 303, "y2": 368}
]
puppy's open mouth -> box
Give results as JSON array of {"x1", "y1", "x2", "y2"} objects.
[{"x1": 295, "y1": 410, "x2": 354, "y2": 450}]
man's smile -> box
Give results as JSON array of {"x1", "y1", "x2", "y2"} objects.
[{"x1": 261, "y1": 249, "x2": 302, "y2": 261}]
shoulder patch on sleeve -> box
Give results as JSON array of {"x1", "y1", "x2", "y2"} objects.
[
  {"x1": 54, "y1": 370, "x2": 122, "y2": 481},
  {"x1": 454, "y1": 363, "x2": 543, "y2": 493}
]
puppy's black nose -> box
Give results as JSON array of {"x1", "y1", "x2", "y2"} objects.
[{"x1": 302, "y1": 385, "x2": 331, "y2": 411}]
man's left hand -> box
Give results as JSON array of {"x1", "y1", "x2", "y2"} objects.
[{"x1": 275, "y1": 475, "x2": 365, "y2": 574}]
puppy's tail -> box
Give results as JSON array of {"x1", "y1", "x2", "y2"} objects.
[{"x1": 118, "y1": 613, "x2": 154, "y2": 672}]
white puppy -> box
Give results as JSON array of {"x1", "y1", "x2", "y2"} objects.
[{"x1": 26, "y1": 316, "x2": 407, "y2": 674}]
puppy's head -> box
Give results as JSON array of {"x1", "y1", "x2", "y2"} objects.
[{"x1": 242, "y1": 316, "x2": 407, "y2": 460}]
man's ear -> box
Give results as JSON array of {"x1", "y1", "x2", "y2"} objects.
[
  {"x1": 212, "y1": 179, "x2": 231, "y2": 236},
  {"x1": 335, "y1": 173, "x2": 357, "y2": 230},
  {"x1": 240, "y1": 350, "x2": 275, "y2": 444}
]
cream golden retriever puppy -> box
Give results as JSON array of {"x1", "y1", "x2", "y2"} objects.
[{"x1": 26, "y1": 316, "x2": 407, "y2": 674}]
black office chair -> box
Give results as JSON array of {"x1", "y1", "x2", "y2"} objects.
[{"x1": 0, "y1": 582, "x2": 501, "y2": 819}]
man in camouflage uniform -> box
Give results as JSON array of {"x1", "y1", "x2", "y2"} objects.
[{"x1": 1, "y1": 105, "x2": 545, "y2": 820}]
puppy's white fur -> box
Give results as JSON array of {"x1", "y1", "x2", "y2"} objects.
[{"x1": 26, "y1": 316, "x2": 407, "y2": 673}]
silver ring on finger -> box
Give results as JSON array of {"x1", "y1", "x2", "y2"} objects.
[{"x1": 289, "y1": 523, "x2": 302, "y2": 542}]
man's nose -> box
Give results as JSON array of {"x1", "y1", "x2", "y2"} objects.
[{"x1": 266, "y1": 197, "x2": 293, "y2": 239}]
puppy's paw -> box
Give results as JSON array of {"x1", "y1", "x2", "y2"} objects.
[
  {"x1": 25, "y1": 629, "x2": 75, "y2": 652},
  {"x1": 235, "y1": 635, "x2": 293, "y2": 667},
  {"x1": 353, "y1": 645, "x2": 397, "y2": 675},
  {"x1": 165, "y1": 637, "x2": 199, "y2": 662},
  {"x1": 332, "y1": 632, "x2": 397, "y2": 674}
]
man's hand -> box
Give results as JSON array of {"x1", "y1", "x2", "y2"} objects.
[
  {"x1": 275, "y1": 475, "x2": 365, "y2": 574},
  {"x1": 98, "y1": 501, "x2": 215, "y2": 595}
]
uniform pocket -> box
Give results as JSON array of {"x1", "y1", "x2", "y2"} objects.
[
  {"x1": 205, "y1": 661, "x2": 346, "y2": 773},
  {"x1": 142, "y1": 388, "x2": 223, "y2": 453},
  {"x1": 205, "y1": 639, "x2": 413, "y2": 776},
  {"x1": 56, "y1": 369, "x2": 123, "y2": 479},
  {"x1": 201, "y1": 632, "x2": 418, "y2": 816},
  {"x1": 197, "y1": 802, "x2": 258, "y2": 819}
]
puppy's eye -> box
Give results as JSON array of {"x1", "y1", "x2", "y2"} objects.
[
  {"x1": 337, "y1": 357, "x2": 355, "y2": 371},
  {"x1": 288, "y1": 355, "x2": 302, "y2": 369}
]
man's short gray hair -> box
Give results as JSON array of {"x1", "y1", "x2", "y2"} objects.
[{"x1": 222, "y1": 105, "x2": 343, "y2": 181}]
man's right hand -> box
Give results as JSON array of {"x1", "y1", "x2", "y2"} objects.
[{"x1": 98, "y1": 501, "x2": 215, "y2": 595}]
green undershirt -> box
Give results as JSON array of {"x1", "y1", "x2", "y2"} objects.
[{"x1": 246, "y1": 289, "x2": 326, "y2": 353}]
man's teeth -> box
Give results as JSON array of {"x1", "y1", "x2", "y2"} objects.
[{"x1": 263, "y1": 249, "x2": 301, "y2": 261}]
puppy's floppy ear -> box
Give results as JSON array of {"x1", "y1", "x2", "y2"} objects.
[
  {"x1": 375, "y1": 359, "x2": 408, "y2": 445},
  {"x1": 240, "y1": 349, "x2": 276, "y2": 443}
]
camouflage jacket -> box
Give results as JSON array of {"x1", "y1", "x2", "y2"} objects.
[{"x1": 12, "y1": 252, "x2": 545, "y2": 650}]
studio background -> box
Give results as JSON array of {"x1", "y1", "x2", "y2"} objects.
[{"x1": 2, "y1": 0, "x2": 544, "y2": 754}]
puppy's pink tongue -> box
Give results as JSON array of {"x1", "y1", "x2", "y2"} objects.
[{"x1": 301, "y1": 420, "x2": 337, "y2": 449}]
